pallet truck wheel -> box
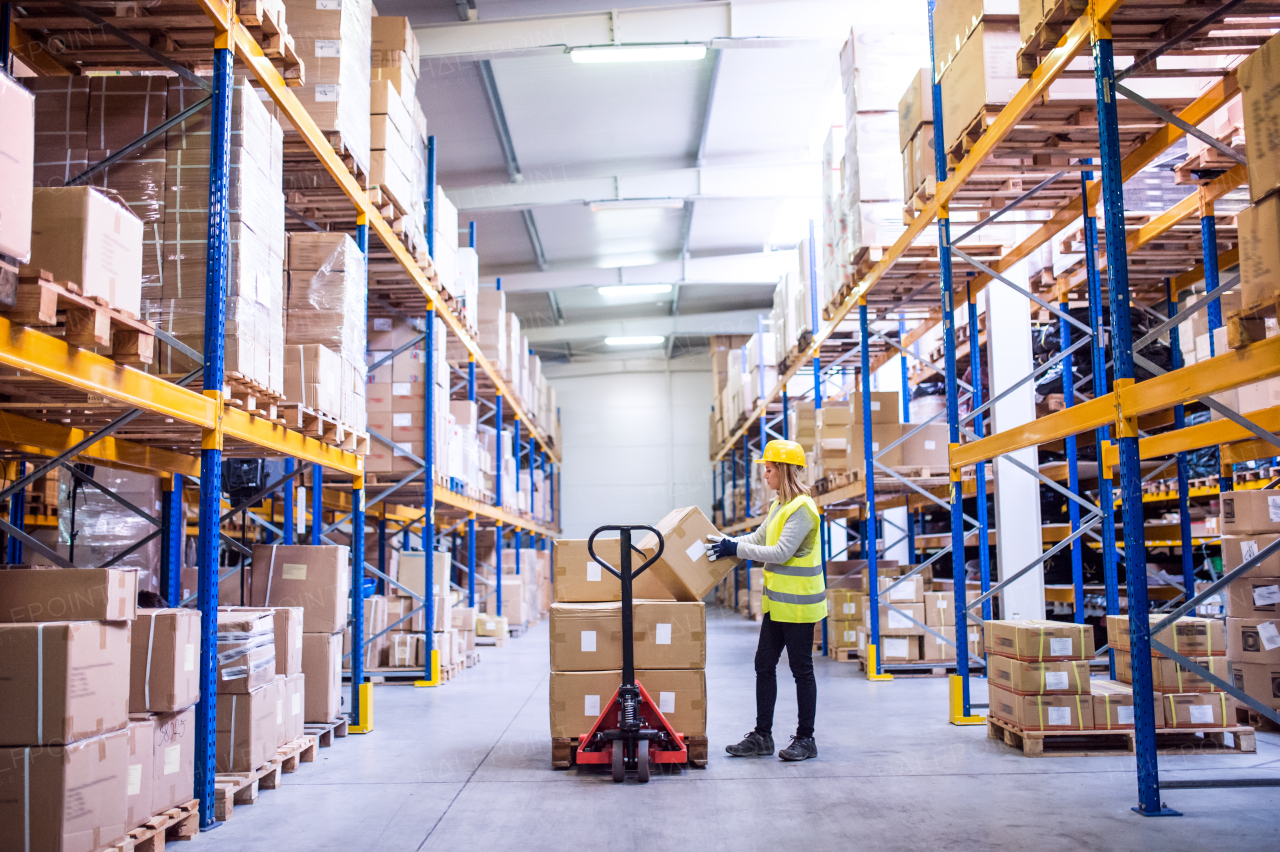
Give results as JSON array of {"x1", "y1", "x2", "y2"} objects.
[
  {"x1": 611, "y1": 742, "x2": 624, "y2": 783},
  {"x1": 637, "y1": 740, "x2": 650, "y2": 784}
]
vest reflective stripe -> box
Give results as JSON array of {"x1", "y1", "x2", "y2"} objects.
[{"x1": 761, "y1": 494, "x2": 827, "y2": 623}]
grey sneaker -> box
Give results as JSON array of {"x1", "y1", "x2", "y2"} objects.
[
  {"x1": 779, "y1": 735, "x2": 817, "y2": 761},
  {"x1": 725, "y1": 731, "x2": 774, "y2": 756}
]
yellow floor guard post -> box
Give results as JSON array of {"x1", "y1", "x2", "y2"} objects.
[
  {"x1": 414, "y1": 649, "x2": 440, "y2": 688},
  {"x1": 865, "y1": 645, "x2": 893, "y2": 681},
  {"x1": 949, "y1": 674, "x2": 985, "y2": 725},
  {"x1": 350, "y1": 682, "x2": 375, "y2": 733}
]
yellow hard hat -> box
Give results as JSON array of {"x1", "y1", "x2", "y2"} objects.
[{"x1": 755, "y1": 439, "x2": 806, "y2": 467}]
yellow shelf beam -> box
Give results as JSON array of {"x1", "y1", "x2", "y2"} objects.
[
  {"x1": 0, "y1": 410, "x2": 200, "y2": 477},
  {"x1": 196, "y1": 0, "x2": 560, "y2": 464},
  {"x1": 222, "y1": 408, "x2": 361, "y2": 475}
]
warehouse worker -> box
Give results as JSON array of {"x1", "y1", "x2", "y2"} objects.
[{"x1": 707, "y1": 439, "x2": 824, "y2": 762}]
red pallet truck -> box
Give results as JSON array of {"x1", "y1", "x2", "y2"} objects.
[{"x1": 574, "y1": 525, "x2": 688, "y2": 783}]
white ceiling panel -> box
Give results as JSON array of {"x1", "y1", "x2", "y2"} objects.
[
  {"x1": 686, "y1": 197, "x2": 779, "y2": 256},
  {"x1": 416, "y1": 57, "x2": 512, "y2": 188},
  {"x1": 454, "y1": 208, "x2": 538, "y2": 270},
  {"x1": 531, "y1": 203, "x2": 684, "y2": 267}
]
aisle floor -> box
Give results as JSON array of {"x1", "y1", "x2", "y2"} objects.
[{"x1": 197, "y1": 609, "x2": 1280, "y2": 851}]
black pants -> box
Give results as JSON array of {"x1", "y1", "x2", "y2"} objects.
[{"x1": 754, "y1": 612, "x2": 817, "y2": 738}]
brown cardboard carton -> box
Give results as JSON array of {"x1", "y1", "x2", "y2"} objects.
[
  {"x1": 0, "y1": 621, "x2": 130, "y2": 746},
  {"x1": 1238, "y1": 194, "x2": 1280, "y2": 310},
  {"x1": 990, "y1": 683, "x2": 1094, "y2": 731},
  {"x1": 1219, "y1": 490, "x2": 1280, "y2": 536},
  {"x1": 397, "y1": 550, "x2": 450, "y2": 598},
  {"x1": 987, "y1": 654, "x2": 1091, "y2": 694},
  {"x1": 898, "y1": 67, "x2": 934, "y2": 150},
  {"x1": 551, "y1": 538, "x2": 674, "y2": 602},
  {"x1": 1238, "y1": 30, "x2": 1280, "y2": 203},
  {"x1": 922, "y1": 626, "x2": 955, "y2": 661},
  {"x1": 129, "y1": 609, "x2": 201, "y2": 713},
  {"x1": 302, "y1": 632, "x2": 342, "y2": 723},
  {"x1": 1089, "y1": 679, "x2": 1164, "y2": 730},
  {"x1": 0, "y1": 728, "x2": 129, "y2": 852},
  {"x1": 1116, "y1": 653, "x2": 1227, "y2": 694},
  {"x1": 21, "y1": 186, "x2": 144, "y2": 316},
  {"x1": 984, "y1": 619, "x2": 1094, "y2": 661},
  {"x1": 933, "y1": 0, "x2": 1020, "y2": 78},
  {"x1": 830, "y1": 620, "x2": 862, "y2": 649},
  {"x1": 849, "y1": 392, "x2": 900, "y2": 424},
  {"x1": 216, "y1": 678, "x2": 279, "y2": 772},
  {"x1": 150, "y1": 707, "x2": 195, "y2": 815},
  {"x1": 828, "y1": 590, "x2": 862, "y2": 621},
  {"x1": 879, "y1": 634, "x2": 922, "y2": 661},
  {"x1": 1162, "y1": 692, "x2": 1233, "y2": 729},
  {"x1": 878, "y1": 602, "x2": 926, "y2": 635},
  {"x1": 1107, "y1": 614, "x2": 1226, "y2": 657},
  {"x1": 342, "y1": 596, "x2": 387, "y2": 671},
  {"x1": 248, "y1": 544, "x2": 350, "y2": 633},
  {"x1": 924, "y1": 591, "x2": 954, "y2": 626},
  {"x1": 87, "y1": 77, "x2": 168, "y2": 151},
  {"x1": 271, "y1": 607, "x2": 304, "y2": 676},
  {"x1": 1226, "y1": 577, "x2": 1280, "y2": 618},
  {"x1": 549, "y1": 603, "x2": 624, "y2": 672},
  {"x1": 476, "y1": 614, "x2": 508, "y2": 637},
  {"x1": 1229, "y1": 661, "x2": 1280, "y2": 710},
  {"x1": 879, "y1": 575, "x2": 924, "y2": 604},
  {"x1": 279, "y1": 673, "x2": 305, "y2": 746},
  {"x1": 548, "y1": 669, "x2": 706, "y2": 738},
  {"x1": 126, "y1": 718, "x2": 154, "y2": 830},
  {"x1": 897, "y1": 423, "x2": 950, "y2": 470},
  {"x1": 452, "y1": 605, "x2": 476, "y2": 632},
  {"x1": 632, "y1": 601, "x2": 706, "y2": 670},
  {"x1": 0, "y1": 74, "x2": 35, "y2": 261},
  {"x1": 637, "y1": 506, "x2": 739, "y2": 602},
  {"x1": 215, "y1": 610, "x2": 275, "y2": 693},
  {"x1": 0, "y1": 566, "x2": 137, "y2": 623},
  {"x1": 1226, "y1": 617, "x2": 1280, "y2": 664},
  {"x1": 1221, "y1": 534, "x2": 1280, "y2": 578}
]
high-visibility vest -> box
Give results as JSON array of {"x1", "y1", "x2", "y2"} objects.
[{"x1": 761, "y1": 494, "x2": 826, "y2": 623}]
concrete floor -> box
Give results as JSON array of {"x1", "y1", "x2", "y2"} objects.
[{"x1": 197, "y1": 608, "x2": 1280, "y2": 851}]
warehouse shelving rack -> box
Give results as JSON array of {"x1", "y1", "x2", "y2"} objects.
[{"x1": 5, "y1": 0, "x2": 561, "y2": 829}]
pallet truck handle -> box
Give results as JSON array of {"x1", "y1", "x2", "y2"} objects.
[{"x1": 586, "y1": 525, "x2": 664, "y2": 581}]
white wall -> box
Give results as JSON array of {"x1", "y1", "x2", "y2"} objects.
[{"x1": 549, "y1": 362, "x2": 712, "y2": 539}]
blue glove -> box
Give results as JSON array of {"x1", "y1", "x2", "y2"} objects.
[{"x1": 709, "y1": 536, "x2": 737, "y2": 561}]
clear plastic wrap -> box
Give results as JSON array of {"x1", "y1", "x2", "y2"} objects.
[{"x1": 57, "y1": 467, "x2": 161, "y2": 590}]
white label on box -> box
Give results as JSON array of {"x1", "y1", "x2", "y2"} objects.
[
  {"x1": 392, "y1": 382, "x2": 412, "y2": 396},
  {"x1": 685, "y1": 540, "x2": 706, "y2": 563},
  {"x1": 1117, "y1": 705, "x2": 1135, "y2": 725},
  {"x1": 395, "y1": 441, "x2": 413, "y2": 455},
  {"x1": 659, "y1": 691, "x2": 675, "y2": 714},
  {"x1": 292, "y1": 692, "x2": 302, "y2": 715},
  {"x1": 315, "y1": 39, "x2": 341, "y2": 57},
  {"x1": 1254, "y1": 584, "x2": 1280, "y2": 606},
  {"x1": 127, "y1": 763, "x2": 143, "y2": 796},
  {"x1": 316, "y1": 0, "x2": 341, "y2": 9},
  {"x1": 884, "y1": 637, "x2": 909, "y2": 658},
  {"x1": 843, "y1": 630, "x2": 856, "y2": 643},
  {"x1": 1241, "y1": 539, "x2": 1259, "y2": 562},
  {"x1": 581, "y1": 630, "x2": 596, "y2": 652},
  {"x1": 1046, "y1": 706, "x2": 1072, "y2": 726},
  {"x1": 584, "y1": 694, "x2": 600, "y2": 716},
  {"x1": 1269, "y1": 496, "x2": 1280, "y2": 522},
  {"x1": 283, "y1": 563, "x2": 307, "y2": 580},
  {"x1": 872, "y1": 442, "x2": 879, "y2": 452},
  {"x1": 887, "y1": 610, "x2": 912, "y2": 629},
  {"x1": 295, "y1": 624, "x2": 303, "y2": 650},
  {"x1": 315, "y1": 84, "x2": 340, "y2": 102},
  {"x1": 889, "y1": 585, "x2": 914, "y2": 602},
  {"x1": 936, "y1": 598, "x2": 948, "y2": 608},
  {"x1": 586, "y1": 562, "x2": 601, "y2": 582},
  {"x1": 183, "y1": 643, "x2": 195, "y2": 672},
  {"x1": 1258, "y1": 620, "x2": 1280, "y2": 650},
  {"x1": 393, "y1": 412, "x2": 413, "y2": 427},
  {"x1": 924, "y1": 440, "x2": 937, "y2": 450},
  {"x1": 655, "y1": 623, "x2": 672, "y2": 645},
  {"x1": 1049, "y1": 637, "x2": 1073, "y2": 656},
  {"x1": 870, "y1": 401, "x2": 881, "y2": 411},
  {"x1": 276, "y1": 700, "x2": 284, "y2": 724},
  {"x1": 485, "y1": 621, "x2": 496, "y2": 630},
  {"x1": 1044, "y1": 671, "x2": 1069, "y2": 691},
  {"x1": 843, "y1": 602, "x2": 856, "y2": 615},
  {"x1": 373, "y1": 318, "x2": 392, "y2": 331},
  {"x1": 163, "y1": 744, "x2": 181, "y2": 775},
  {"x1": 969, "y1": 629, "x2": 981, "y2": 642},
  {"x1": 1188, "y1": 704, "x2": 1215, "y2": 724}
]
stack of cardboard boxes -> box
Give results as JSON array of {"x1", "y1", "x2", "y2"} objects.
[
  {"x1": 1217, "y1": 488, "x2": 1280, "y2": 723},
  {"x1": 248, "y1": 544, "x2": 349, "y2": 725},
  {"x1": 388, "y1": 550, "x2": 478, "y2": 674},
  {"x1": 0, "y1": 567, "x2": 140, "y2": 848},
  {"x1": 369, "y1": 16, "x2": 429, "y2": 263},
  {"x1": 985, "y1": 620, "x2": 1098, "y2": 732},
  {"x1": 898, "y1": 68, "x2": 936, "y2": 210},
  {"x1": 1108, "y1": 614, "x2": 1233, "y2": 729},
  {"x1": 1238, "y1": 32, "x2": 1280, "y2": 345},
  {"x1": 0, "y1": 73, "x2": 34, "y2": 281},
  {"x1": 364, "y1": 313, "x2": 443, "y2": 476}
]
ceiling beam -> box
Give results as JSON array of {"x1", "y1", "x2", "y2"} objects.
[
  {"x1": 489, "y1": 249, "x2": 792, "y2": 292},
  {"x1": 524, "y1": 309, "x2": 763, "y2": 344}
]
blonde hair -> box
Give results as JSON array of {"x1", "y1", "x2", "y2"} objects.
[{"x1": 774, "y1": 461, "x2": 810, "y2": 506}]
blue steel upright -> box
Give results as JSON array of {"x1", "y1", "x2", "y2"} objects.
[
  {"x1": 349, "y1": 218, "x2": 369, "y2": 724},
  {"x1": 283, "y1": 458, "x2": 295, "y2": 544},
  {"x1": 1081, "y1": 159, "x2": 1120, "y2": 675},
  {"x1": 422, "y1": 302, "x2": 436, "y2": 679},
  {"x1": 161, "y1": 474, "x2": 183, "y2": 604},
  {"x1": 1201, "y1": 203, "x2": 1232, "y2": 492},
  {"x1": 310, "y1": 463, "x2": 323, "y2": 545},
  {"x1": 1167, "y1": 279, "x2": 1195, "y2": 597},
  {"x1": 6, "y1": 460, "x2": 24, "y2": 564},
  {"x1": 1060, "y1": 296, "x2": 1085, "y2": 623},
  {"x1": 467, "y1": 512, "x2": 477, "y2": 607},
  {"x1": 495, "y1": 392, "x2": 504, "y2": 616},
  {"x1": 966, "y1": 285, "x2": 992, "y2": 623},
  {"x1": 928, "y1": 0, "x2": 972, "y2": 712},
  {"x1": 1094, "y1": 34, "x2": 1170, "y2": 818},
  {"x1": 195, "y1": 45, "x2": 232, "y2": 830},
  {"x1": 860, "y1": 300, "x2": 882, "y2": 673}
]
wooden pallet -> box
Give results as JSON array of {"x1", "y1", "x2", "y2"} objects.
[
  {"x1": 5, "y1": 272, "x2": 157, "y2": 365},
  {"x1": 1174, "y1": 146, "x2": 1243, "y2": 186},
  {"x1": 828, "y1": 647, "x2": 860, "y2": 663},
  {"x1": 857, "y1": 658, "x2": 984, "y2": 678},
  {"x1": 551, "y1": 734, "x2": 709, "y2": 770},
  {"x1": 1235, "y1": 705, "x2": 1280, "y2": 734},
  {"x1": 1226, "y1": 295, "x2": 1280, "y2": 350},
  {"x1": 278, "y1": 403, "x2": 371, "y2": 455},
  {"x1": 304, "y1": 717, "x2": 349, "y2": 748},
  {"x1": 109, "y1": 799, "x2": 199, "y2": 852},
  {"x1": 1014, "y1": 0, "x2": 1090, "y2": 76},
  {"x1": 213, "y1": 734, "x2": 319, "y2": 821},
  {"x1": 988, "y1": 715, "x2": 1256, "y2": 757}
]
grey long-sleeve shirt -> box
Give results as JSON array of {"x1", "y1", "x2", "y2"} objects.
[{"x1": 729, "y1": 501, "x2": 817, "y2": 572}]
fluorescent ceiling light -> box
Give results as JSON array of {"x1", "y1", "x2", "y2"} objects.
[
  {"x1": 571, "y1": 44, "x2": 707, "y2": 64},
  {"x1": 598, "y1": 284, "x2": 672, "y2": 297},
  {"x1": 589, "y1": 198, "x2": 685, "y2": 212},
  {"x1": 605, "y1": 335, "x2": 665, "y2": 346}
]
